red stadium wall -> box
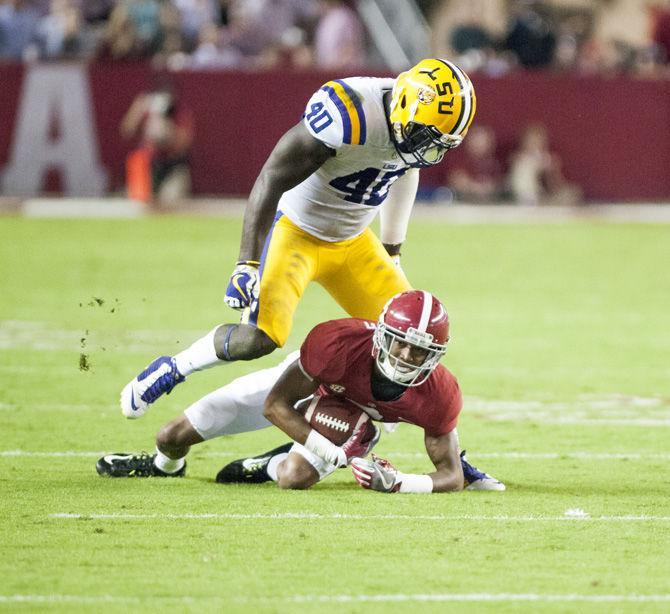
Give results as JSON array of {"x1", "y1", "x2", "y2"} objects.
[{"x1": 0, "y1": 62, "x2": 668, "y2": 201}]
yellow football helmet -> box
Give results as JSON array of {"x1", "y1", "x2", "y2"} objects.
[{"x1": 389, "y1": 58, "x2": 476, "y2": 167}]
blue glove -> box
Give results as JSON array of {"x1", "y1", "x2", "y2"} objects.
[{"x1": 224, "y1": 260, "x2": 260, "y2": 310}]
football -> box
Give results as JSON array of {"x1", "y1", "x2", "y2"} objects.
[{"x1": 299, "y1": 394, "x2": 376, "y2": 446}]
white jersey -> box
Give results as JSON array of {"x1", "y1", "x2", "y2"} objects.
[{"x1": 278, "y1": 77, "x2": 410, "y2": 242}]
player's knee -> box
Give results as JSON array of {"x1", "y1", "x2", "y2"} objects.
[
  {"x1": 276, "y1": 455, "x2": 318, "y2": 490},
  {"x1": 156, "y1": 416, "x2": 201, "y2": 451},
  {"x1": 246, "y1": 328, "x2": 277, "y2": 358},
  {"x1": 215, "y1": 324, "x2": 277, "y2": 361}
]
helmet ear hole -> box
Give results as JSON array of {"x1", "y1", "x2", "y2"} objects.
[{"x1": 400, "y1": 94, "x2": 406, "y2": 109}]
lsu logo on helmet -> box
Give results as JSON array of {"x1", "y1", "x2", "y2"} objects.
[{"x1": 389, "y1": 58, "x2": 476, "y2": 167}]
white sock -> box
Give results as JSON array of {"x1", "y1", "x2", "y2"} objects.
[
  {"x1": 174, "y1": 326, "x2": 222, "y2": 376},
  {"x1": 266, "y1": 453, "x2": 289, "y2": 482},
  {"x1": 154, "y1": 448, "x2": 185, "y2": 474}
]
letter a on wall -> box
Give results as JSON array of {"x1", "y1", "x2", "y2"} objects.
[{"x1": 2, "y1": 64, "x2": 107, "y2": 196}]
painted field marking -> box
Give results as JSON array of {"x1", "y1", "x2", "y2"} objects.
[
  {"x1": 3, "y1": 450, "x2": 670, "y2": 460},
  {"x1": 48, "y1": 512, "x2": 670, "y2": 522},
  {"x1": 0, "y1": 403, "x2": 118, "y2": 412},
  {"x1": 2, "y1": 593, "x2": 670, "y2": 605},
  {"x1": 2, "y1": 394, "x2": 668, "y2": 425},
  {"x1": 0, "y1": 320, "x2": 204, "y2": 352},
  {"x1": 282, "y1": 593, "x2": 670, "y2": 604},
  {"x1": 0, "y1": 595, "x2": 139, "y2": 604},
  {"x1": 3, "y1": 449, "x2": 670, "y2": 460},
  {"x1": 464, "y1": 394, "x2": 670, "y2": 426}
]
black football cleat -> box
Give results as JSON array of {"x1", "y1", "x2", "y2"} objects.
[
  {"x1": 215, "y1": 442, "x2": 293, "y2": 484},
  {"x1": 96, "y1": 452, "x2": 186, "y2": 478}
]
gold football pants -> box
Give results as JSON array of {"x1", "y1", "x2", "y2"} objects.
[{"x1": 246, "y1": 213, "x2": 411, "y2": 346}]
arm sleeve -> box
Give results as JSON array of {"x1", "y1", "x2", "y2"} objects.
[
  {"x1": 379, "y1": 168, "x2": 419, "y2": 245},
  {"x1": 299, "y1": 322, "x2": 348, "y2": 382}
]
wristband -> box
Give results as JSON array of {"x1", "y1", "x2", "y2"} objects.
[
  {"x1": 397, "y1": 472, "x2": 433, "y2": 494},
  {"x1": 304, "y1": 429, "x2": 346, "y2": 467}
]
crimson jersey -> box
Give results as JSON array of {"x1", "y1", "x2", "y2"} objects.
[{"x1": 299, "y1": 319, "x2": 462, "y2": 436}]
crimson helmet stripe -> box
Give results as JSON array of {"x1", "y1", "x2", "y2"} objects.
[{"x1": 417, "y1": 291, "x2": 433, "y2": 332}]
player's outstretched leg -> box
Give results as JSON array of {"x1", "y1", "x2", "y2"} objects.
[
  {"x1": 121, "y1": 356, "x2": 185, "y2": 418},
  {"x1": 120, "y1": 324, "x2": 277, "y2": 418},
  {"x1": 96, "y1": 452, "x2": 186, "y2": 478},
  {"x1": 215, "y1": 442, "x2": 293, "y2": 484},
  {"x1": 460, "y1": 450, "x2": 506, "y2": 491}
]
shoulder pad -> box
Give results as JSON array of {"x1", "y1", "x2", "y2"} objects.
[{"x1": 302, "y1": 80, "x2": 368, "y2": 149}]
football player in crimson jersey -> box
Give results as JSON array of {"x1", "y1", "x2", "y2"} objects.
[
  {"x1": 97, "y1": 291, "x2": 504, "y2": 493},
  {"x1": 119, "y1": 58, "x2": 477, "y2": 421}
]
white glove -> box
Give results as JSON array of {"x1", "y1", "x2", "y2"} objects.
[
  {"x1": 304, "y1": 420, "x2": 381, "y2": 469},
  {"x1": 351, "y1": 454, "x2": 401, "y2": 492},
  {"x1": 224, "y1": 261, "x2": 260, "y2": 310}
]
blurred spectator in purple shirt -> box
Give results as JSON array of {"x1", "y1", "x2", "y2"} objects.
[
  {"x1": 0, "y1": 0, "x2": 40, "y2": 60},
  {"x1": 189, "y1": 20, "x2": 241, "y2": 67},
  {"x1": 173, "y1": 0, "x2": 219, "y2": 49},
  {"x1": 222, "y1": 0, "x2": 315, "y2": 64},
  {"x1": 313, "y1": 0, "x2": 365, "y2": 69}
]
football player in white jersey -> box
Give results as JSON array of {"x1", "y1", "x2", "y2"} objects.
[{"x1": 120, "y1": 58, "x2": 477, "y2": 421}]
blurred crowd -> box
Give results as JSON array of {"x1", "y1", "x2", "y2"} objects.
[
  {"x1": 442, "y1": 123, "x2": 582, "y2": 206},
  {"x1": 0, "y1": 0, "x2": 366, "y2": 70},
  {"x1": 1, "y1": 0, "x2": 670, "y2": 76},
  {"x1": 428, "y1": 0, "x2": 670, "y2": 77},
  {"x1": 3, "y1": 0, "x2": 665, "y2": 207}
]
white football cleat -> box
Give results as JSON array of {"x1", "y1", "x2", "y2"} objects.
[
  {"x1": 460, "y1": 450, "x2": 506, "y2": 491},
  {"x1": 120, "y1": 356, "x2": 185, "y2": 419}
]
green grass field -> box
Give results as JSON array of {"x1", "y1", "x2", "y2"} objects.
[{"x1": 1, "y1": 215, "x2": 669, "y2": 613}]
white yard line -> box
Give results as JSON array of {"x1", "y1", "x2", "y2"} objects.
[
  {"x1": 0, "y1": 450, "x2": 109, "y2": 457},
  {"x1": 8, "y1": 197, "x2": 670, "y2": 221},
  {"x1": 392, "y1": 451, "x2": 670, "y2": 460},
  {"x1": 2, "y1": 593, "x2": 670, "y2": 605},
  {"x1": 282, "y1": 593, "x2": 670, "y2": 604},
  {"x1": 0, "y1": 403, "x2": 118, "y2": 412},
  {"x1": 48, "y1": 512, "x2": 670, "y2": 522},
  {"x1": 464, "y1": 394, "x2": 670, "y2": 425},
  {"x1": 484, "y1": 418, "x2": 670, "y2": 426},
  {"x1": 2, "y1": 392, "x2": 668, "y2": 425},
  {"x1": 0, "y1": 595, "x2": 140, "y2": 604},
  {"x1": 3, "y1": 449, "x2": 670, "y2": 460}
]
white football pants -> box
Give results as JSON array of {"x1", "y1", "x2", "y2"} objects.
[{"x1": 183, "y1": 350, "x2": 335, "y2": 478}]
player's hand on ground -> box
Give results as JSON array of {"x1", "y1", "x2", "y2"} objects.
[
  {"x1": 224, "y1": 261, "x2": 260, "y2": 310},
  {"x1": 351, "y1": 454, "x2": 400, "y2": 492},
  {"x1": 341, "y1": 419, "x2": 380, "y2": 463}
]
